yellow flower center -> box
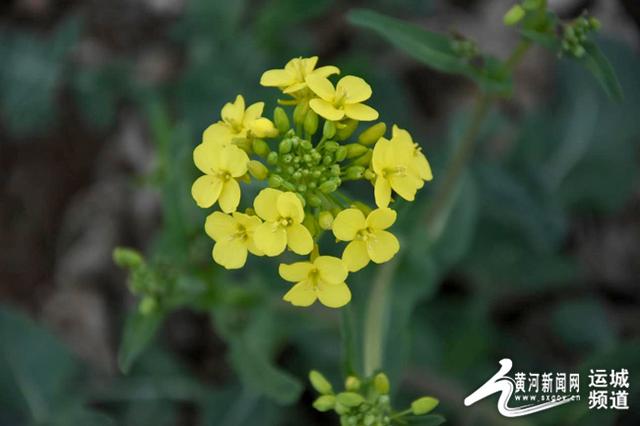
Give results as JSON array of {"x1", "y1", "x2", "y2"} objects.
[
  {"x1": 232, "y1": 224, "x2": 248, "y2": 241},
  {"x1": 382, "y1": 166, "x2": 407, "y2": 178},
  {"x1": 308, "y1": 268, "x2": 320, "y2": 289},
  {"x1": 356, "y1": 227, "x2": 374, "y2": 241},
  {"x1": 279, "y1": 217, "x2": 293, "y2": 227},
  {"x1": 333, "y1": 89, "x2": 347, "y2": 107}
]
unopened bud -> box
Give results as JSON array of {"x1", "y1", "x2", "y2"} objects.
[
  {"x1": 345, "y1": 143, "x2": 369, "y2": 159},
  {"x1": 273, "y1": 107, "x2": 290, "y2": 133},
  {"x1": 352, "y1": 150, "x2": 373, "y2": 167},
  {"x1": 363, "y1": 169, "x2": 376, "y2": 180},
  {"x1": 308, "y1": 195, "x2": 322, "y2": 208},
  {"x1": 335, "y1": 146, "x2": 348, "y2": 162},
  {"x1": 344, "y1": 376, "x2": 361, "y2": 391},
  {"x1": 139, "y1": 296, "x2": 157, "y2": 315},
  {"x1": 248, "y1": 160, "x2": 268, "y2": 180},
  {"x1": 522, "y1": 0, "x2": 543, "y2": 11},
  {"x1": 304, "y1": 110, "x2": 319, "y2": 136},
  {"x1": 318, "y1": 211, "x2": 333, "y2": 230},
  {"x1": 293, "y1": 102, "x2": 308, "y2": 125},
  {"x1": 252, "y1": 139, "x2": 270, "y2": 157},
  {"x1": 267, "y1": 151, "x2": 278, "y2": 165},
  {"x1": 345, "y1": 166, "x2": 365, "y2": 180},
  {"x1": 324, "y1": 141, "x2": 339, "y2": 152},
  {"x1": 411, "y1": 397, "x2": 439, "y2": 415},
  {"x1": 301, "y1": 140, "x2": 313, "y2": 151},
  {"x1": 279, "y1": 138, "x2": 293, "y2": 154},
  {"x1": 268, "y1": 174, "x2": 284, "y2": 188},
  {"x1": 313, "y1": 395, "x2": 336, "y2": 412},
  {"x1": 309, "y1": 370, "x2": 333, "y2": 395},
  {"x1": 323, "y1": 120, "x2": 336, "y2": 139},
  {"x1": 319, "y1": 180, "x2": 338, "y2": 194},
  {"x1": 503, "y1": 5, "x2": 525, "y2": 26},
  {"x1": 373, "y1": 373, "x2": 390, "y2": 395},
  {"x1": 358, "y1": 122, "x2": 386, "y2": 145},
  {"x1": 336, "y1": 392, "x2": 364, "y2": 408},
  {"x1": 336, "y1": 119, "x2": 358, "y2": 140},
  {"x1": 113, "y1": 247, "x2": 143, "y2": 269}
]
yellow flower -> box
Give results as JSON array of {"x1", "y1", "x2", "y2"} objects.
[
  {"x1": 253, "y1": 188, "x2": 313, "y2": 256},
  {"x1": 306, "y1": 75, "x2": 379, "y2": 122},
  {"x1": 260, "y1": 56, "x2": 340, "y2": 94},
  {"x1": 332, "y1": 208, "x2": 400, "y2": 272},
  {"x1": 371, "y1": 130, "x2": 425, "y2": 208},
  {"x1": 280, "y1": 256, "x2": 351, "y2": 308},
  {"x1": 202, "y1": 95, "x2": 277, "y2": 148},
  {"x1": 205, "y1": 211, "x2": 263, "y2": 269},
  {"x1": 191, "y1": 143, "x2": 248, "y2": 212},
  {"x1": 391, "y1": 125, "x2": 433, "y2": 181}
]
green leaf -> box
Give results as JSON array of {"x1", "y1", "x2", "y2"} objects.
[
  {"x1": 118, "y1": 309, "x2": 165, "y2": 374},
  {"x1": 347, "y1": 9, "x2": 511, "y2": 94},
  {"x1": 577, "y1": 41, "x2": 623, "y2": 102},
  {"x1": 227, "y1": 336, "x2": 303, "y2": 405}
]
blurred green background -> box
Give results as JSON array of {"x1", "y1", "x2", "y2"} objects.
[{"x1": 1, "y1": 0, "x2": 639, "y2": 425}]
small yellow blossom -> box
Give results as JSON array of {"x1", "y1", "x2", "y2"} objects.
[
  {"x1": 253, "y1": 188, "x2": 313, "y2": 256},
  {"x1": 306, "y1": 75, "x2": 379, "y2": 122},
  {"x1": 371, "y1": 129, "x2": 425, "y2": 208},
  {"x1": 280, "y1": 256, "x2": 351, "y2": 308},
  {"x1": 260, "y1": 56, "x2": 340, "y2": 94},
  {"x1": 205, "y1": 211, "x2": 263, "y2": 269},
  {"x1": 202, "y1": 95, "x2": 277, "y2": 148},
  {"x1": 332, "y1": 208, "x2": 400, "y2": 272},
  {"x1": 191, "y1": 143, "x2": 248, "y2": 212},
  {"x1": 391, "y1": 125, "x2": 433, "y2": 181}
]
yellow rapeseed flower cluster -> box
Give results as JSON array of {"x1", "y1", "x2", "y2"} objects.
[{"x1": 192, "y1": 56, "x2": 433, "y2": 308}]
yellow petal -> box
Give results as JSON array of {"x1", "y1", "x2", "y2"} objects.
[
  {"x1": 218, "y1": 145, "x2": 249, "y2": 177},
  {"x1": 312, "y1": 65, "x2": 340, "y2": 78},
  {"x1": 305, "y1": 74, "x2": 335, "y2": 101},
  {"x1": 286, "y1": 223, "x2": 313, "y2": 255},
  {"x1": 309, "y1": 98, "x2": 344, "y2": 121},
  {"x1": 283, "y1": 81, "x2": 308, "y2": 94},
  {"x1": 243, "y1": 101, "x2": 265, "y2": 123},
  {"x1": 371, "y1": 137, "x2": 392, "y2": 175},
  {"x1": 302, "y1": 56, "x2": 319, "y2": 75},
  {"x1": 205, "y1": 211, "x2": 236, "y2": 241},
  {"x1": 374, "y1": 177, "x2": 392, "y2": 208},
  {"x1": 390, "y1": 175, "x2": 421, "y2": 201},
  {"x1": 337, "y1": 75, "x2": 372, "y2": 103},
  {"x1": 192, "y1": 175, "x2": 222, "y2": 208},
  {"x1": 283, "y1": 280, "x2": 317, "y2": 307},
  {"x1": 317, "y1": 281, "x2": 351, "y2": 308},
  {"x1": 254, "y1": 222, "x2": 287, "y2": 256},
  {"x1": 366, "y1": 208, "x2": 396, "y2": 230},
  {"x1": 260, "y1": 69, "x2": 295, "y2": 87},
  {"x1": 213, "y1": 239, "x2": 248, "y2": 269},
  {"x1": 250, "y1": 118, "x2": 278, "y2": 138},
  {"x1": 193, "y1": 142, "x2": 220, "y2": 174},
  {"x1": 202, "y1": 122, "x2": 232, "y2": 147},
  {"x1": 277, "y1": 192, "x2": 304, "y2": 223},
  {"x1": 414, "y1": 153, "x2": 433, "y2": 181},
  {"x1": 218, "y1": 179, "x2": 241, "y2": 213},
  {"x1": 332, "y1": 208, "x2": 366, "y2": 241},
  {"x1": 254, "y1": 188, "x2": 282, "y2": 221},
  {"x1": 279, "y1": 262, "x2": 314, "y2": 282},
  {"x1": 221, "y1": 95, "x2": 245, "y2": 124},
  {"x1": 233, "y1": 212, "x2": 262, "y2": 231},
  {"x1": 366, "y1": 230, "x2": 400, "y2": 264},
  {"x1": 344, "y1": 103, "x2": 379, "y2": 121},
  {"x1": 342, "y1": 240, "x2": 370, "y2": 272},
  {"x1": 315, "y1": 256, "x2": 347, "y2": 284}
]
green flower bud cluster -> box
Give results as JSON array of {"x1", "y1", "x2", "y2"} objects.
[
  {"x1": 252, "y1": 107, "x2": 378, "y2": 221},
  {"x1": 113, "y1": 247, "x2": 163, "y2": 315},
  {"x1": 309, "y1": 370, "x2": 440, "y2": 426},
  {"x1": 560, "y1": 13, "x2": 601, "y2": 58}
]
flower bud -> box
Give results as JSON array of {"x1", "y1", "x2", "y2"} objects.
[
  {"x1": 252, "y1": 139, "x2": 270, "y2": 157},
  {"x1": 318, "y1": 211, "x2": 333, "y2": 230},
  {"x1": 336, "y1": 119, "x2": 358, "y2": 140},
  {"x1": 308, "y1": 195, "x2": 322, "y2": 208},
  {"x1": 323, "y1": 120, "x2": 336, "y2": 139},
  {"x1": 352, "y1": 150, "x2": 373, "y2": 167},
  {"x1": 344, "y1": 166, "x2": 364, "y2": 180},
  {"x1": 273, "y1": 106, "x2": 290, "y2": 133},
  {"x1": 358, "y1": 122, "x2": 386, "y2": 145},
  {"x1": 250, "y1": 118, "x2": 278, "y2": 138},
  {"x1": 293, "y1": 102, "x2": 308, "y2": 125},
  {"x1": 522, "y1": 0, "x2": 543, "y2": 11},
  {"x1": 410, "y1": 397, "x2": 439, "y2": 415},
  {"x1": 335, "y1": 146, "x2": 348, "y2": 162},
  {"x1": 344, "y1": 376, "x2": 361, "y2": 392},
  {"x1": 309, "y1": 370, "x2": 333, "y2": 394},
  {"x1": 363, "y1": 169, "x2": 375, "y2": 180},
  {"x1": 279, "y1": 138, "x2": 293, "y2": 154},
  {"x1": 268, "y1": 174, "x2": 284, "y2": 188},
  {"x1": 329, "y1": 165, "x2": 341, "y2": 177},
  {"x1": 301, "y1": 140, "x2": 313, "y2": 151},
  {"x1": 282, "y1": 154, "x2": 293, "y2": 164},
  {"x1": 248, "y1": 160, "x2": 268, "y2": 180},
  {"x1": 267, "y1": 151, "x2": 278, "y2": 165},
  {"x1": 319, "y1": 180, "x2": 338, "y2": 194},
  {"x1": 312, "y1": 395, "x2": 336, "y2": 412},
  {"x1": 323, "y1": 155, "x2": 333, "y2": 166},
  {"x1": 503, "y1": 4, "x2": 525, "y2": 26},
  {"x1": 139, "y1": 296, "x2": 157, "y2": 315},
  {"x1": 324, "y1": 141, "x2": 339, "y2": 152},
  {"x1": 336, "y1": 392, "x2": 364, "y2": 408},
  {"x1": 113, "y1": 247, "x2": 143, "y2": 269},
  {"x1": 373, "y1": 373, "x2": 390, "y2": 395},
  {"x1": 345, "y1": 144, "x2": 369, "y2": 159},
  {"x1": 304, "y1": 110, "x2": 319, "y2": 136}
]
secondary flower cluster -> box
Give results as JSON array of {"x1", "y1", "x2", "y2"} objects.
[{"x1": 191, "y1": 56, "x2": 432, "y2": 308}]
